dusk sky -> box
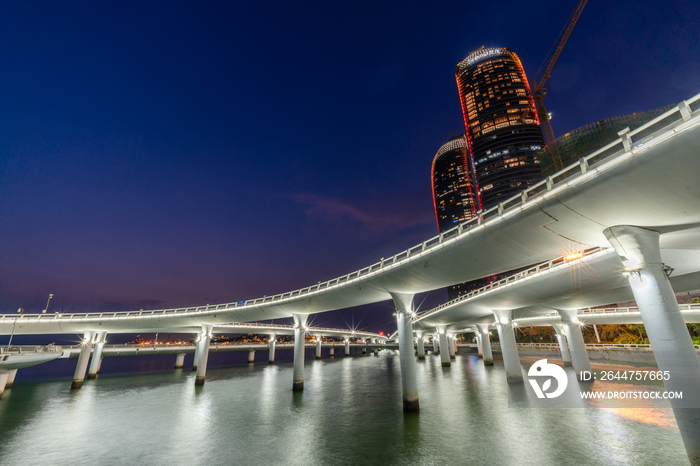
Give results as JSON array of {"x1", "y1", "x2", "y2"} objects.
[{"x1": 1, "y1": 1, "x2": 699, "y2": 334}]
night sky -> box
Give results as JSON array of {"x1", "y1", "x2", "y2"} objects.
[{"x1": 1, "y1": 1, "x2": 699, "y2": 336}]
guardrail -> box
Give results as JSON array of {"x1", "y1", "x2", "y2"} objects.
[
  {"x1": 414, "y1": 246, "x2": 607, "y2": 322},
  {"x1": 490, "y1": 342, "x2": 700, "y2": 350},
  {"x1": 514, "y1": 303, "x2": 700, "y2": 322},
  {"x1": 0, "y1": 345, "x2": 63, "y2": 354},
  {"x1": 2, "y1": 92, "x2": 699, "y2": 324}
]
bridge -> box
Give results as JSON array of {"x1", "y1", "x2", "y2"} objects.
[{"x1": 2, "y1": 93, "x2": 700, "y2": 463}]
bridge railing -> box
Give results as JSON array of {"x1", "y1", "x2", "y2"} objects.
[
  {"x1": 491, "y1": 342, "x2": 700, "y2": 350},
  {"x1": 414, "y1": 246, "x2": 607, "y2": 322},
  {"x1": 2, "y1": 92, "x2": 699, "y2": 325},
  {"x1": 0, "y1": 345, "x2": 63, "y2": 354},
  {"x1": 513, "y1": 303, "x2": 700, "y2": 322}
]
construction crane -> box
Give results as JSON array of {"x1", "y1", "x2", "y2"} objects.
[{"x1": 532, "y1": 0, "x2": 588, "y2": 171}]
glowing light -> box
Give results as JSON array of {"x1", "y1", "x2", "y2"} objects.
[{"x1": 564, "y1": 251, "x2": 584, "y2": 262}]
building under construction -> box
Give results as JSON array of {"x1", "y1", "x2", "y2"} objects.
[{"x1": 539, "y1": 105, "x2": 674, "y2": 175}]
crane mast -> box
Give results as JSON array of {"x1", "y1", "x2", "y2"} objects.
[{"x1": 533, "y1": 0, "x2": 588, "y2": 171}]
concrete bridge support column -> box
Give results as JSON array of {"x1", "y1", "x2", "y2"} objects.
[
  {"x1": 248, "y1": 350, "x2": 255, "y2": 364},
  {"x1": 71, "y1": 331, "x2": 96, "y2": 389},
  {"x1": 268, "y1": 334, "x2": 277, "y2": 364},
  {"x1": 174, "y1": 353, "x2": 186, "y2": 369},
  {"x1": 552, "y1": 324, "x2": 572, "y2": 367},
  {"x1": 432, "y1": 337, "x2": 439, "y2": 354},
  {"x1": 415, "y1": 331, "x2": 425, "y2": 359},
  {"x1": 448, "y1": 334, "x2": 456, "y2": 359},
  {"x1": 476, "y1": 333, "x2": 483, "y2": 358},
  {"x1": 329, "y1": 346, "x2": 334, "y2": 358},
  {"x1": 453, "y1": 336, "x2": 459, "y2": 354},
  {"x1": 362, "y1": 344, "x2": 367, "y2": 355},
  {"x1": 557, "y1": 309, "x2": 591, "y2": 377},
  {"x1": 316, "y1": 336, "x2": 323, "y2": 359},
  {"x1": 476, "y1": 325, "x2": 493, "y2": 365},
  {"x1": 605, "y1": 225, "x2": 700, "y2": 464},
  {"x1": 292, "y1": 314, "x2": 308, "y2": 391},
  {"x1": 5, "y1": 369, "x2": 18, "y2": 388},
  {"x1": 87, "y1": 332, "x2": 107, "y2": 379},
  {"x1": 192, "y1": 334, "x2": 201, "y2": 372},
  {"x1": 344, "y1": 337, "x2": 350, "y2": 357},
  {"x1": 392, "y1": 292, "x2": 419, "y2": 412},
  {"x1": 194, "y1": 325, "x2": 213, "y2": 386},
  {"x1": 493, "y1": 311, "x2": 523, "y2": 383},
  {"x1": 0, "y1": 373, "x2": 8, "y2": 399},
  {"x1": 436, "y1": 326, "x2": 451, "y2": 367}
]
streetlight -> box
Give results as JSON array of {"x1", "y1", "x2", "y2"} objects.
[{"x1": 7, "y1": 307, "x2": 24, "y2": 350}]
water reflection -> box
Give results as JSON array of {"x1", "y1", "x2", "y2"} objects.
[{"x1": 0, "y1": 351, "x2": 689, "y2": 465}]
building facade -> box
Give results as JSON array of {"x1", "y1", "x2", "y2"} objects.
[
  {"x1": 431, "y1": 135, "x2": 480, "y2": 232},
  {"x1": 431, "y1": 135, "x2": 495, "y2": 300},
  {"x1": 455, "y1": 46, "x2": 544, "y2": 210}
]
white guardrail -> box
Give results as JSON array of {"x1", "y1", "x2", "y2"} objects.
[
  {"x1": 414, "y1": 246, "x2": 607, "y2": 322},
  {"x1": 514, "y1": 303, "x2": 700, "y2": 323},
  {"x1": 490, "y1": 343, "x2": 700, "y2": 350},
  {"x1": 2, "y1": 93, "x2": 699, "y2": 324},
  {"x1": 1, "y1": 345, "x2": 63, "y2": 355}
]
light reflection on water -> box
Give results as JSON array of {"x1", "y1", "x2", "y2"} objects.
[{"x1": 0, "y1": 351, "x2": 689, "y2": 465}]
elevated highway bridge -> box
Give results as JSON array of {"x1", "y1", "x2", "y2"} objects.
[{"x1": 2, "y1": 92, "x2": 700, "y2": 463}]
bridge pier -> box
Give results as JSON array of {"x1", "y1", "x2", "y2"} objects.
[
  {"x1": 5, "y1": 369, "x2": 18, "y2": 388},
  {"x1": 329, "y1": 346, "x2": 334, "y2": 358},
  {"x1": 493, "y1": 311, "x2": 523, "y2": 383},
  {"x1": 344, "y1": 337, "x2": 350, "y2": 357},
  {"x1": 476, "y1": 325, "x2": 493, "y2": 365},
  {"x1": 292, "y1": 314, "x2": 308, "y2": 391},
  {"x1": 373, "y1": 347, "x2": 378, "y2": 355},
  {"x1": 0, "y1": 373, "x2": 8, "y2": 399},
  {"x1": 436, "y1": 325, "x2": 451, "y2": 367},
  {"x1": 268, "y1": 333, "x2": 276, "y2": 364},
  {"x1": 87, "y1": 332, "x2": 107, "y2": 379},
  {"x1": 71, "y1": 331, "x2": 96, "y2": 389},
  {"x1": 432, "y1": 336, "x2": 439, "y2": 354},
  {"x1": 192, "y1": 334, "x2": 201, "y2": 371},
  {"x1": 248, "y1": 350, "x2": 255, "y2": 364},
  {"x1": 552, "y1": 324, "x2": 572, "y2": 367},
  {"x1": 174, "y1": 353, "x2": 186, "y2": 369},
  {"x1": 605, "y1": 225, "x2": 700, "y2": 464},
  {"x1": 453, "y1": 335, "x2": 458, "y2": 354},
  {"x1": 316, "y1": 336, "x2": 322, "y2": 359},
  {"x1": 415, "y1": 331, "x2": 425, "y2": 359},
  {"x1": 362, "y1": 344, "x2": 367, "y2": 355},
  {"x1": 448, "y1": 334, "x2": 456, "y2": 359},
  {"x1": 476, "y1": 332, "x2": 483, "y2": 358},
  {"x1": 392, "y1": 292, "x2": 419, "y2": 412},
  {"x1": 194, "y1": 325, "x2": 213, "y2": 386},
  {"x1": 557, "y1": 309, "x2": 591, "y2": 377}
]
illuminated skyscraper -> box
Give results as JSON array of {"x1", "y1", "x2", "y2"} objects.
[
  {"x1": 431, "y1": 135, "x2": 493, "y2": 300},
  {"x1": 431, "y1": 135, "x2": 480, "y2": 232},
  {"x1": 455, "y1": 46, "x2": 544, "y2": 209}
]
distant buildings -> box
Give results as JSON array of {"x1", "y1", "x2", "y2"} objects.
[
  {"x1": 455, "y1": 46, "x2": 544, "y2": 210},
  {"x1": 432, "y1": 46, "x2": 545, "y2": 299}
]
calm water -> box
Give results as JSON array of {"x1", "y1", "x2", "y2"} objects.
[{"x1": 0, "y1": 350, "x2": 689, "y2": 466}]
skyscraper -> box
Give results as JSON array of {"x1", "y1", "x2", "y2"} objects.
[
  {"x1": 431, "y1": 135, "x2": 480, "y2": 232},
  {"x1": 431, "y1": 135, "x2": 494, "y2": 300},
  {"x1": 455, "y1": 46, "x2": 544, "y2": 210}
]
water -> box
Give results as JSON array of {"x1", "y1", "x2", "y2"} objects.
[{"x1": 0, "y1": 351, "x2": 689, "y2": 466}]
